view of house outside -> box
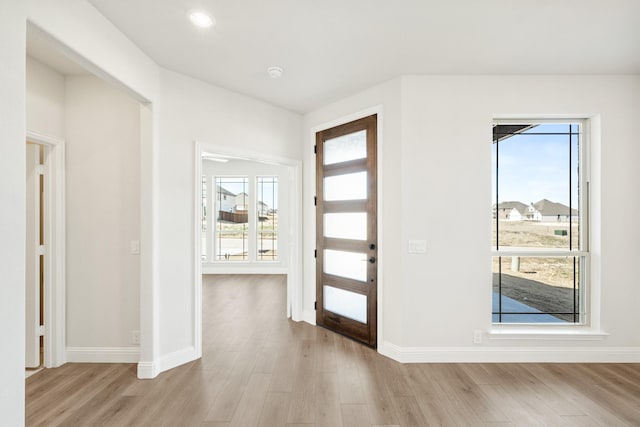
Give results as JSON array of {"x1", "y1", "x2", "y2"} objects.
[
  {"x1": 201, "y1": 176, "x2": 278, "y2": 262},
  {"x1": 492, "y1": 123, "x2": 583, "y2": 323}
]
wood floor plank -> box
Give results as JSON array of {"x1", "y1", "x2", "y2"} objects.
[
  {"x1": 229, "y1": 373, "x2": 272, "y2": 427},
  {"x1": 258, "y1": 392, "x2": 292, "y2": 427},
  {"x1": 314, "y1": 372, "x2": 343, "y2": 427},
  {"x1": 340, "y1": 403, "x2": 372, "y2": 427}
]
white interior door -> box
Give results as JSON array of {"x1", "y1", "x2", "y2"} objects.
[{"x1": 25, "y1": 142, "x2": 41, "y2": 368}]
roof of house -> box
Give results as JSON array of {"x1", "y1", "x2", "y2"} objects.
[
  {"x1": 533, "y1": 199, "x2": 578, "y2": 216},
  {"x1": 216, "y1": 185, "x2": 235, "y2": 197},
  {"x1": 495, "y1": 201, "x2": 529, "y2": 214}
]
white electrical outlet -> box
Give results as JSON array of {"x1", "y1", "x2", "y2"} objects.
[
  {"x1": 473, "y1": 330, "x2": 483, "y2": 344},
  {"x1": 130, "y1": 240, "x2": 140, "y2": 254},
  {"x1": 132, "y1": 330, "x2": 140, "y2": 345},
  {"x1": 408, "y1": 240, "x2": 427, "y2": 253}
]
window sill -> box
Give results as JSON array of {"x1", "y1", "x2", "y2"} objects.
[{"x1": 488, "y1": 327, "x2": 609, "y2": 341}]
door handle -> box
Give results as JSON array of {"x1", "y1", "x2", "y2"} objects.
[{"x1": 368, "y1": 257, "x2": 376, "y2": 264}]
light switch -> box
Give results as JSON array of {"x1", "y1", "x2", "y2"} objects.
[
  {"x1": 130, "y1": 240, "x2": 140, "y2": 254},
  {"x1": 408, "y1": 240, "x2": 427, "y2": 253}
]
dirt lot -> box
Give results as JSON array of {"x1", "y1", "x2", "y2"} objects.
[
  {"x1": 493, "y1": 220, "x2": 581, "y2": 321},
  {"x1": 493, "y1": 273, "x2": 579, "y2": 322}
]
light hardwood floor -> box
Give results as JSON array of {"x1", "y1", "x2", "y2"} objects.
[{"x1": 26, "y1": 274, "x2": 640, "y2": 426}]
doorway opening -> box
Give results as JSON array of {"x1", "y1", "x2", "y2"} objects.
[
  {"x1": 25, "y1": 132, "x2": 66, "y2": 373},
  {"x1": 194, "y1": 143, "x2": 303, "y2": 359}
]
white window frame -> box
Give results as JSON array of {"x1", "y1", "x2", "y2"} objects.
[{"x1": 492, "y1": 118, "x2": 590, "y2": 325}]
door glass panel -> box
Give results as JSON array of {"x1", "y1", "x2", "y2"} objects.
[
  {"x1": 324, "y1": 212, "x2": 367, "y2": 240},
  {"x1": 324, "y1": 249, "x2": 367, "y2": 282},
  {"x1": 324, "y1": 285, "x2": 367, "y2": 323},
  {"x1": 324, "y1": 171, "x2": 367, "y2": 201},
  {"x1": 324, "y1": 130, "x2": 367, "y2": 165}
]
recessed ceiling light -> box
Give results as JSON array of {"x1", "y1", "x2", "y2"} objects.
[
  {"x1": 189, "y1": 11, "x2": 215, "y2": 28},
  {"x1": 267, "y1": 66, "x2": 284, "y2": 79}
]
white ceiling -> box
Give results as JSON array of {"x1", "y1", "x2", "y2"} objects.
[{"x1": 81, "y1": 0, "x2": 640, "y2": 113}]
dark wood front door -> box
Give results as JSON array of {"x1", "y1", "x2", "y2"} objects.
[{"x1": 316, "y1": 114, "x2": 377, "y2": 347}]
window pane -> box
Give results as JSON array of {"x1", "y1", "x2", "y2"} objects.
[
  {"x1": 324, "y1": 212, "x2": 367, "y2": 240},
  {"x1": 324, "y1": 171, "x2": 367, "y2": 201},
  {"x1": 492, "y1": 256, "x2": 580, "y2": 323},
  {"x1": 216, "y1": 177, "x2": 248, "y2": 261},
  {"x1": 324, "y1": 130, "x2": 367, "y2": 165},
  {"x1": 324, "y1": 285, "x2": 367, "y2": 323},
  {"x1": 324, "y1": 249, "x2": 367, "y2": 282},
  {"x1": 493, "y1": 123, "x2": 580, "y2": 251}
]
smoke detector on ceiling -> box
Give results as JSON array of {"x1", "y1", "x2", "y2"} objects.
[{"x1": 267, "y1": 66, "x2": 284, "y2": 79}]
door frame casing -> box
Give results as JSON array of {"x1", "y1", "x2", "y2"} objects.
[
  {"x1": 26, "y1": 130, "x2": 66, "y2": 368},
  {"x1": 308, "y1": 105, "x2": 384, "y2": 348}
]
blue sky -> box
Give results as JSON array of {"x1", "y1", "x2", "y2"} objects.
[{"x1": 492, "y1": 124, "x2": 579, "y2": 207}]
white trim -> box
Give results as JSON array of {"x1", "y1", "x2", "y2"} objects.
[
  {"x1": 136, "y1": 361, "x2": 158, "y2": 379},
  {"x1": 137, "y1": 347, "x2": 196, "y2": 378},
  {"x1": 488, "y1": 328, "x2": 609, "y2": 340},
  {"x1": 308, "y1": 105, "x2": 384, "y2": 348},
  {"x1": 194, "y1": 143, "x2": 204, "y2": 359},
  {"x1": 157, "y1": 346, "x2": 196, "y2": 373},
  {"x1": 379, "y1": 342, "x2": 640, "y2": 363},
  {"x1": 26, "y1": 130, "x2": 66, "y2": 369},
  {"x1": 65, "y1": 347, "x2": 140, "y2": 363},
  {"x1": 302, "y1": 310, "x2": 317, "y2": 325},
  {"x1": 194, "y1": 141, "x2": 304, "y2": 360}
]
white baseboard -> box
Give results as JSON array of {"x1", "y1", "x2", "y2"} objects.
[
  {"x1": 137, "y1": 346, "x2": 197, "y2": 379},
  {"x1": 137, "y1": 360, "x2": 158, "y2": 379},
  {"x1": 66, "y1": 347, "x2": 140, "y2": 363},
  {"x1": 158, "y1": 346, "x2": 197, "y2": 373},
  {"x1": 379, "y1": 341, "x2": 640, "y2": 363}
]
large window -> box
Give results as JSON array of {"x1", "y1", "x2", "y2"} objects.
[
  {"x1": 492, "y1": 120, "x2": 588, "y2": 324},
  {"x1": 257, "y1": 177, "x2": 278, "y2": 261}
]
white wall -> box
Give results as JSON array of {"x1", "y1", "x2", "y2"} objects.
[
  {"x1": 0, "y1": 1, "x2": 26, "y2": 424},
  {"x1": 304, "y1": 75, "x2": 640, "y2": 361},
  {"x1": 64, "y1": 75, "x2": 141, "y2": 352},
  {"x1": 26, "y1": 56, "x2": 65, "y2": 139},
  {"x1": 157, "y1": 69, "x2": 302, "y2": 363}
]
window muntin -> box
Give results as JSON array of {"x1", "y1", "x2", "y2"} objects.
[
  {"x1": 215, "y1": 177, "x2": 249, "y2": 261},
  {"x1": 492, "y1": 121, "x2": 588, "y2": 324},
  {"x1": 256, "y1": 176, "x2": 278, "y2": 261}
]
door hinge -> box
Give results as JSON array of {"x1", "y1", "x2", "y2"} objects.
[
  {"x1": 314, "y1": 301, "x2": 317, "y2": 310},
  {"x1": 38, "y1": 325, "x2": 45, "y2": 337},
  {"x1": 314, "y1": 196, "x2": 317, "y2": 206},
  {"x1": 37, "y1": 245, "x2": 46, "y2": 255},
  {"x1": 314, "y1": 249, "x2": 317, "y2": 258},
  {"x1": 314, "y1": 145, "x2": 317, "y2": 154}
]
